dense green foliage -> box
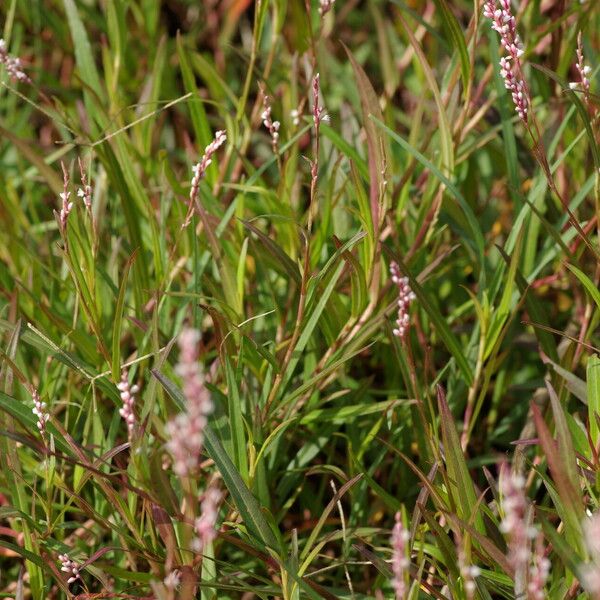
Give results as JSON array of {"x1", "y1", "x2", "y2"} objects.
[{"x1": 1, "y1": 0, "x2": 600, "y2": 598}]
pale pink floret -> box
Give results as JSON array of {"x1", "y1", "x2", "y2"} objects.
[
  {"x1": 163, "y1": 569, "x2": 181, "y2": 590},
  {"x1": 58, "y1": 553, "x2": 81, "y2": 585},
  {"x1": 389, "y1": 262, "x2": 416, "y2": 339},
  {"x1": 166, "y1": 328, "x2": 213, "y2": 477},
  {"x1": 117, "y1": 369, "x2": 139, "y2": 439},
  {"x1": 182, "y1": 130, "x2": 227, "y2": 228},
  {"x1": 319, "y1": 0, "x2": 335, "y2": 17},
  {"x1": 0, "y1": 38, "x2": 30, "y2": 83},
  {"x1": 191, "y1": 486, "x2": 222, "y2": 553},
  {"x1": 391, "y1": 512, "x2": 410, "y2": 599}
]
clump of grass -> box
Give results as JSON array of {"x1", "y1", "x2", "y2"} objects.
[{"x1": 0, "y1": 0, "x2": 599, "y2": 598}]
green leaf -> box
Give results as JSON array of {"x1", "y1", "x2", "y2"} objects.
[
  {"x1": 587, "y1": 355, "x2": 600, "y2": 449},
  {"x1": 437, "y1": 386, "x2": 484, "y2": 533},
  {"x1": 63, "y1": 0, "x2": 103, "y2": 98},
  {"x1": 224, "y1": 355, "x2": 249, "y2": 482},
  {"x1": 565, "y1": 263, "x2": 600, "y2": 310},
  {"x1": 111, "y1": 250, "x2": 136, "y2": 382},
  {"x1": 373, "y1": 117, "x2": 484, "y2": 267},
  {"x1": 151, "y1": 370, "x2": 279, "y2": 551},
  {"x1": 344, "y1": 44, "x2": 390, "y2": 230},
  {"x1": 392, "y1": 255, "x2": 474, "y2": 385},
  {"x1": 432, "y1": 0, "x2": 470, "y2": 96}
]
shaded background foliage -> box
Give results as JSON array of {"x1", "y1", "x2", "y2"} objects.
[{"x1": 1, "y1": 0, "x2": 600, "y2": 597}]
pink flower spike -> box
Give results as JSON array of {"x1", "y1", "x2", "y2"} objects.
[
  {"x1": 117, "y1": 369, "x2": 139, "y2": 440},
  {"x1": 499, "y1": 464, "x2": 533, "y2": 596},
  {"x1": 166, "y1": 328, "x2": 213, "y2": 477},
  {"x1": 191, "y1": 486, "x2": 222, "y2": 553},
  {"x1": 389, "y1": 262, "x2": 416, "y2": 339},
  {"x1": 0, "y1": 38, "x2": 30, "y2": 83},
  {"x1": 527, "y1": 535, "x2": 550, "y2": 600},
  {"x1": 261, "y1": 89, "x2": 280, "y2": 153},
  {"x1": 483, "y1": 0, "x2": 529, "y2": 123},
  {"x1": 183, "y1": 129, "x2": 227, "y2": 229},
  {"x1": 391, "y1": 512, "x2": 410, "y2": 599},
  {"x1": 58, "y1": 553, "x2": 81, "y2": 586},
  {"x1": 31, "y1": 388, "x2": 49, "y2": 439}
]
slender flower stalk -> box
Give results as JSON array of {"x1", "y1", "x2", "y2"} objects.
[
  {"x1": 31, "y1": 388, "x2": 49, "y2": 438},
  {"x1": 58, "y1": 553, "x2": 81, "y2": 585},
  {"x1": 165, "y1": 328, "x2": 213, "y2": 477},
  {"x1": 311, "y1": 73, "x2": 329, "y2": 129},
  {"x1": 0, "y1": 38, "x2": 30, "y2": 83},
  {"x1": 117, "y1": 369, "x2": 139, "y2": 440},
  {"x1": 391, "y1": 512, "x2": 410, "y2": 599},
  {"x1": 260, "y1": 88, "x2": 280, "y2": 153},
  {"x1": 389, "y1": 262, "x2": 416, "y2": 339},
  {"x1": 191, "y1": 486, "x2": 222, "y2": 553},
  {"x1": 182, "y1": 130, "x2": 227, "y2": 228},
  {"x1": 483, "y1": 0, "x2": 529, "y2": 122},
  {"x1": 77, "y1": 158, "x2": 93, "y2": 213},
  {"x1": 307, "y1": 73, "x2": 329, "y2": 230}
]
